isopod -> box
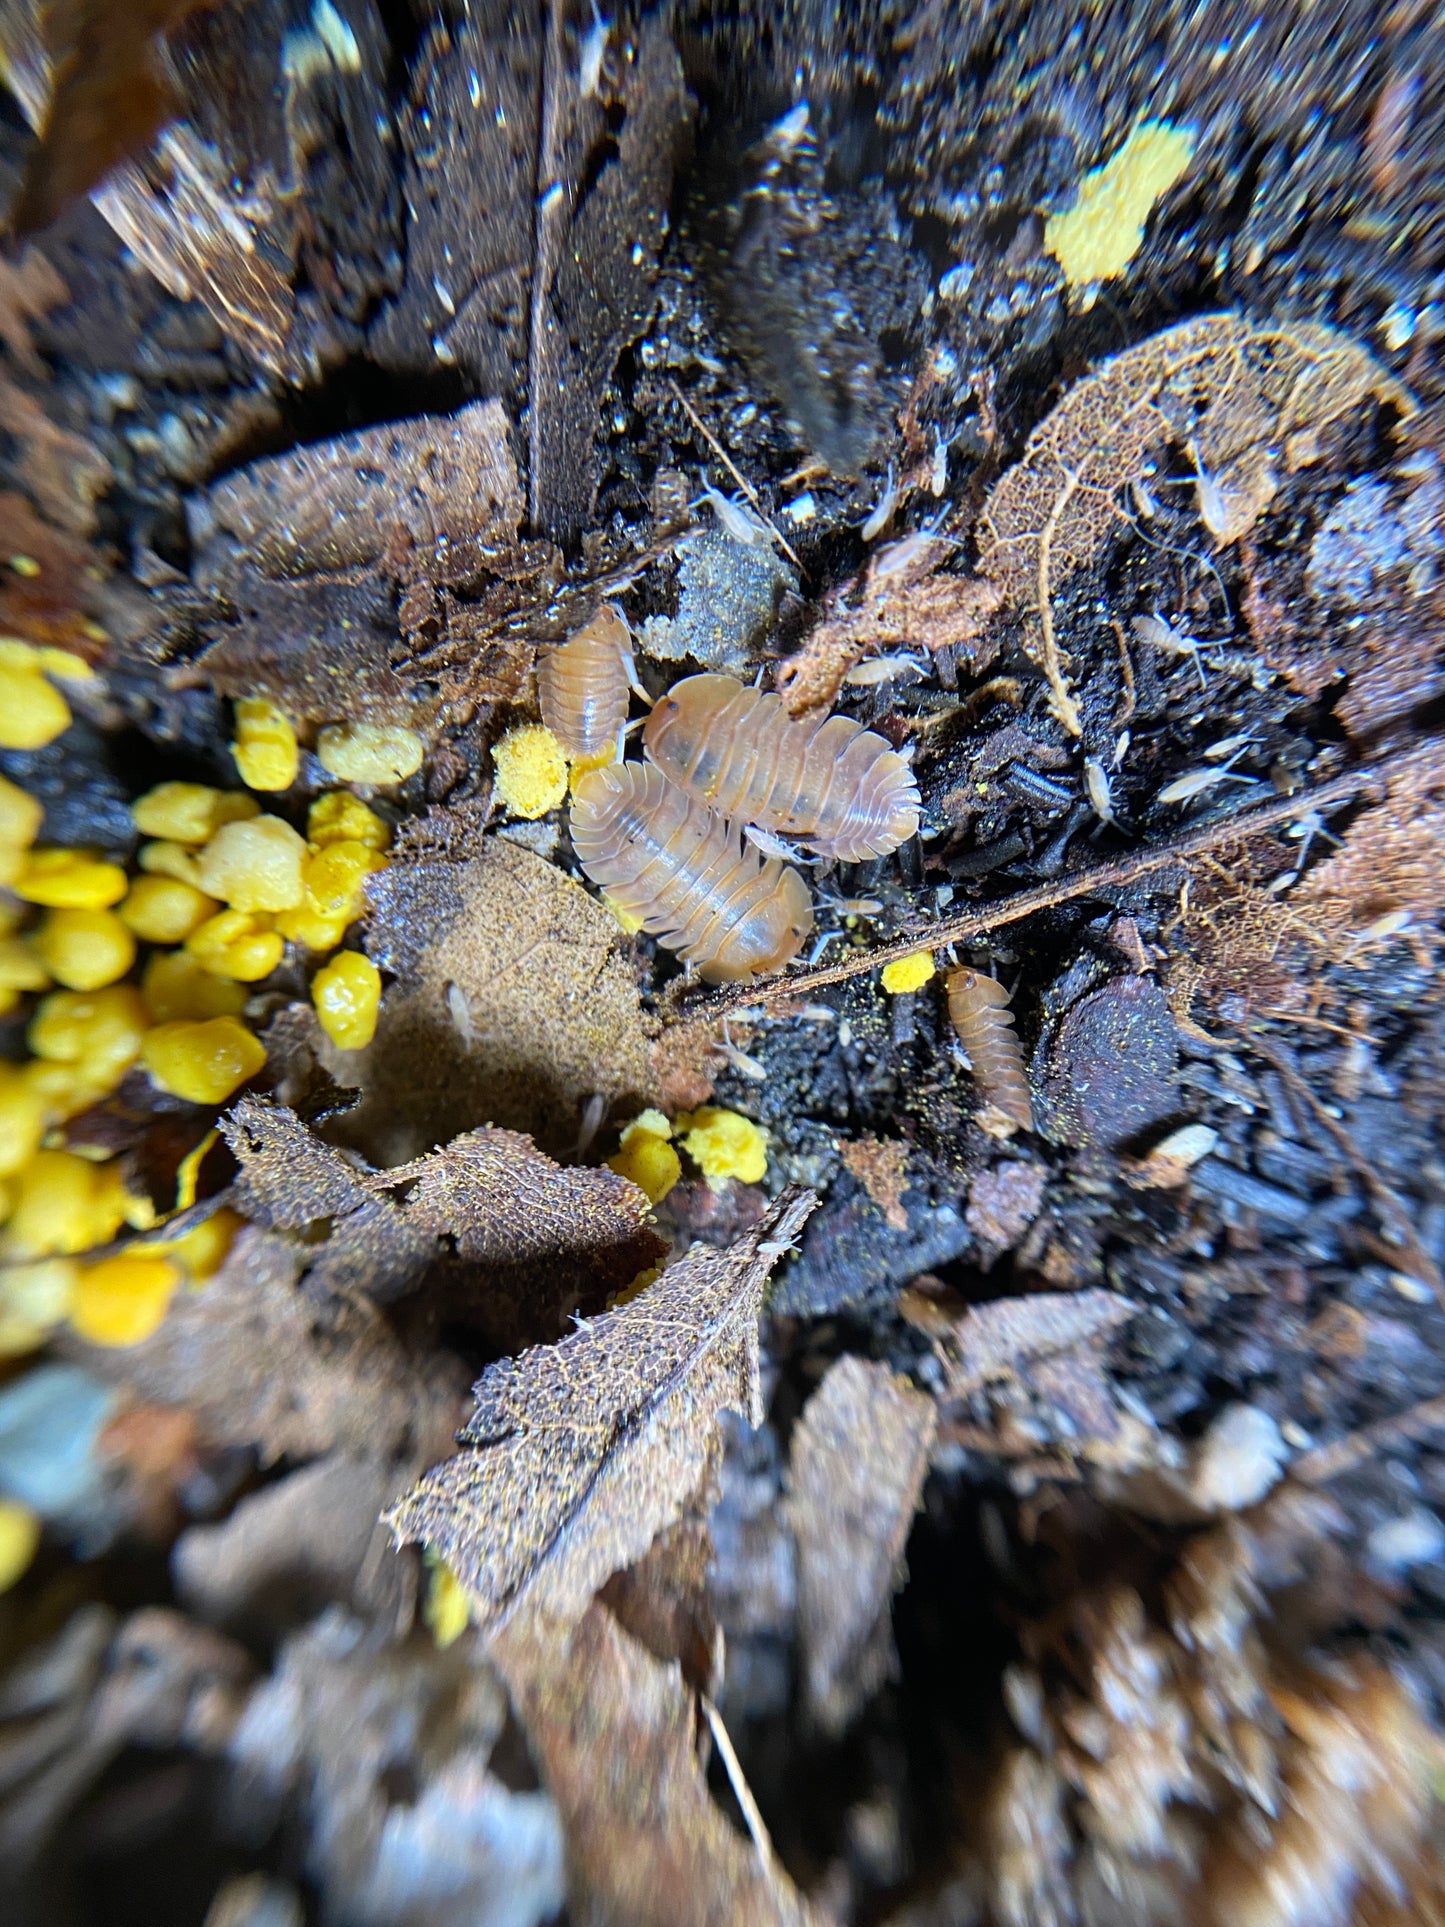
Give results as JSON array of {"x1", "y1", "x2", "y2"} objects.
[
  {"x1": 642, "y1": 672, "x2": 921, "y2": 861},
  {"x1": 537, "y1": 605, "x2": 634, "y2": 765},
  {"x1": 945, "y1": 968, "x2": 1033, "y2": 1135},
  {"x1": 569, "y1": 762, "x2": 813, "y2": 981}
]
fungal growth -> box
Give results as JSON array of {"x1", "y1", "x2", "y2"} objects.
[
  {"x1": 570, "y1": 762, "x2": 813, "y2": 981},
  {"x1": 946, "y1": 967, "x2": 1033, "y2": 1135},
  {"x1": 537, "y1": 604, "x2": 635, "y2": 767},
  {"x1": 642, "y1": 672, "x2": 920, "y2": 860}
]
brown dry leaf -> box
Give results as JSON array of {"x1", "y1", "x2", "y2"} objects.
[
  {"x1": 0, "y1": 365, "x2": 110, "y2": 535},
  {"x1": 223, "y1": 1093, "x2": 666, "y2": 1344},
  {"x1": 966, "y1": 1161, "x2": 1047, "y2": 1262},
  {"x1": 386, "y1": 1189, "x2": 816, "y2": 1649},
  {"x1": 0, "y1": 487, "x2": 102, "y2": 648},
  {"x1": 777, "y1": 546, "x2": 1001, "y2": 715},
  {"x1": 936, "y1": 1288, "x2": 1136, "y2": 1395},
  {"x1": 783, "y1": 1356, "x2": 937, "y2": 1735},
  {"x1": 348, "y1": 831, "x2": 656, "y2": 1164},
  {"x1": 64, "y1": 1224, "x2": 468, "y2": 1466},
  {"x1": 1176, "y1": 738, "x2": 1445, "y2": 1014},
  {"x1": 977, "y1": 313, "x2": 1413, "y2": 733},
  {"x1": 503, "y1": 1601, "x2": 824, "y2": 1927},
  {"x1": 838, "y1": 1135, "x2": 912, "y2": 1233},
  {"x1": 5, "y1": 0, "x2": 220, "y2": 237}
]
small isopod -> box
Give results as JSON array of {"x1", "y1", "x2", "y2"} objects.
[
  {"x1": 537, "y1": 605, "x2": 634, "y2": 765},
  {"x1": 642, "y1": 672, "x2": 920, "y2": 861},
  {"x1": 946, "y1": 968, "x2": 1032, "y2": 1135},
  {"x1": 569, "y1": 762, "x2": 813, "y2": 982}
]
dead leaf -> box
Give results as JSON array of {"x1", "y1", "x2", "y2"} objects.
[
  {"x1": 838, "y1": 1136, "x2": 912, "y2": 1232},
  {"x1": 777, "y1": 550, "x2": 1001, "y2": 715},
  {"x1": 0, "y1": 371, "x2": 110, "y2": 535},
  {"x1": 346, "y1": 832, "x2": 656, "y2": 1164},
  {"x1": 63, "y1": 1223, "x2": 468, "y2": 1466},
  {"x1": 783, "y1": 1356, "x2": 937, "y2": 1735},
  {"x1": 966, "y1": 1161, "x2": 1046, "y2": 1262},
  {"x1": 503, "y1": 1601, "x2": 823, "y2": 1927},
  {"x1": 0, "y1": 243, "x2": 67, "y2": 372},
  {"x1": 976, "y1": 313, "x2": 1414, "y2": 733},
  {"x1": 387, "y1": 1189, "x2": 816, "y2": 1649},
  {"x1": 6, "y1": 0, "x2": 220, "y2": 237},
  {"x1": 222, "y1": 1093, "x2": 666, "y2": 1346},
  {"x1": 933, "y1": 1288, "x2": 1136, "y2": 1395}
]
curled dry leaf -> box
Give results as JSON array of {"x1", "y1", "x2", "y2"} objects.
[
  {"x1": 506, "y1": 1602, "x2": 823, "y2": 1927},
  {"x1": 386, "y1": 1189, "x2": 817, "y2": 1650},
  {"x1": 838, "y1": 1135, "x2": 912, "y2": 1232},
  {"x1": 222, "y1": 1093, "x2": 666, "y2": 1349},
  {"x1": 350, "y1": 830, "x2": 656, "y2": 1165},
  {"x1": 783, "y1": 1355, "x2": 937, "y2": 1735},
  {"x1": 976, "y1": 313, "x2": 1414, "y2": 733}
]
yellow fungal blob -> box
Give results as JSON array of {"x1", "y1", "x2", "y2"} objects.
[
  {"x1": 607, "y1": 1108, "x2": 682, "y2": 1204},
  {"x1": 0, "y1": 663, "x2": 70, "y2": 748},
  {"x1": 29, "y1": 984, "x2": 150, "y2": 1090},
  {"x1": 13, "y1": 847, "x2": 128, "y2": 909},
  {"x1": 70, "y1": 1252, "x2": 181, "y2": 1347},
  {"x1": 196, "y1": 815, "x2": 308, "y2": 912},
  {"x1": 0, "y1": 1066, "x2": 47, "y2": 1175},
  {"x1": 232, "y1": 696, "x2": 299, "y2": 791},
  {"x1": 0, "y1": 1498, "x2": 40, "y2": 1592},
  {"x1": 33, "y1": 907, "x2": 136, "y2": 990},
  {"x1": 880, "y1": 950, "x2": 936, "y2": 995},
  {"x1": 119, "y1": 874, "x2": 218, "y2": 944},
  {"x1": 676, "y1": 1105, "x2": 769, "y2": 1185},
  {"x1": 137, "y1": 840, "x2": 206, "y2": 887},
  {"x1": 316, "y1": 721, "x2": 424, "y2": 786},
  {"x1": 148, "y1": 1206, "x2": 241, "y2": 1281},
  {"x1": 311, "y1": 949, "x2": 381, "y2": 1049},
  {"x1": 602, "y1": 891, "x2": 646, "y2": 936},
  {"x1": 131, "y1": 782, "x2": 259, "y2": 844},
  {"x1": 141, "y1": 1016, "x2": 267, "y2": 1105},
  {"x1": 307, "y1": 790, "x2": 390, "y2": 851},
  {"x1": 0, "y1": 938, "x2": 49, "y2": 992},
  {"x1": 140, "y1": 949, "x2": 248, "y2": 1024},
  {"x1": 185, "y1": 907, "x2": 283, "y2": 981},
  {"x1": 0, "y1": 1258, "x2": 77, "y2": 1356},
  {"x1": 1044, "y1": 119, "x2": 1195, "y2": 299},
  {"x1": 491, "y1": 724, "x2": 569, "y2": 819},
  {"x1": 0, "y1": 773, "x2": 44, "y2": 851},
  {"x1": 3, "y1": 1149, "x2": 138, "y2": 1258},
  {"x1": 424, "y1": 1555, "x2": 471, "y2": 1648}
]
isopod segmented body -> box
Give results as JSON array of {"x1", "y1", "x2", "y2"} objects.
[
  {"x1": 946, "y1": 967, "x2": 1033, "y2": 1135},
  {"x1": 537, "y1": 605, "x2": 634, "y2": 765},
  {"x1": 570, "y1": 762, "x2": 813, "y2": 981},
  {"x1": 642, "y1": 673, "x2": 920, "y2": 862}
]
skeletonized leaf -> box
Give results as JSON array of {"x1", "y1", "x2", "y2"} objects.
[
  {"x1": 504, "y1": 1603, "x2": 824, "y2": 1927},
  {"x1": 784, "y1": 1356, "x2": 937, "y2": 1735},
  {"x1": 387, "y1": 1189, "x2": 817, "y2": 1647},
  {"x1": 977, "y1": 312, "x2": 1414, "y2": 733}
]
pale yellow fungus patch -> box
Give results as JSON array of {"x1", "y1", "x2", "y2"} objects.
[
  {"x1": 676, "y1": 1106, "x2": 769, "y2": 1185},
  {"x1": 491, "y1": 724, "x2": 569, "y2": 819},
  {"x1": 880, "y1": 950, "x2": 935, "y2": 994},
  {"x1": 1044, "y1": 119, "x2": 1195, "y2": 299},
  {"x1": 424, "y1": 1556, "x2": 471, "y2": 1647},
  {"x1": 607, "y1": 1109, "x2": 681, "y2": 1204}
]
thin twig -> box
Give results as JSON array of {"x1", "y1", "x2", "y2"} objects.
[
  {"x1": 1244, "y1": 1030, "x2": 1445, "y2": 1313},
  {"x1": 667, "y1": 378, "x2": 808, "y2": 578},
  {"x1": 701, "y1": 1692, "x2": 774, "y2": 1870},
  {"x1": 672, "y1": 762, "x2": 1380, "y2": 1023},
  {"x1": 1292, "y1": 1393, "x2": 1445, "y2": 1486},
  {"x1": 527, "y1": 0, "x2": 568, "y2": 530}
]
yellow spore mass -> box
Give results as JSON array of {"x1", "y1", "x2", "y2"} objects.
[
  {"x1": 232, "y1": 696, "x2": 299, "y2": 791},
  {"x1": 491, "y1": 724, "x2": 568, "y2": 819},
  {"x1": 424, "y1": 1555, "x2": 471, "y2": 1648},
  {"x1": 142, "y1": 1016, "x2": 267, "y2": 1105},
  {"x1": 311, "y1": 948, "x2": 381, "y2": 1049},
  {"x1": 0, "y1": 1498, "x2": 40, "y2": 1592},
  {"x1": 880, "y1": 950, "x2": 936, "y2": 995},
  {"x1": 607, "y1": 1108, "x2": 681, "y2": 1204},
  {"x1": 1044, "y1": 119, "x2": 1195, "y2": 298},
  {"x1": 70, "y1": 1252, "x2": 181, "y2": 1347},
  {"x1": 316, "y1": 722, "x2": 424, "y2": 785},
  {"x1": 676, "y1": 1105, "x2": 769, "y2": 1185}
]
